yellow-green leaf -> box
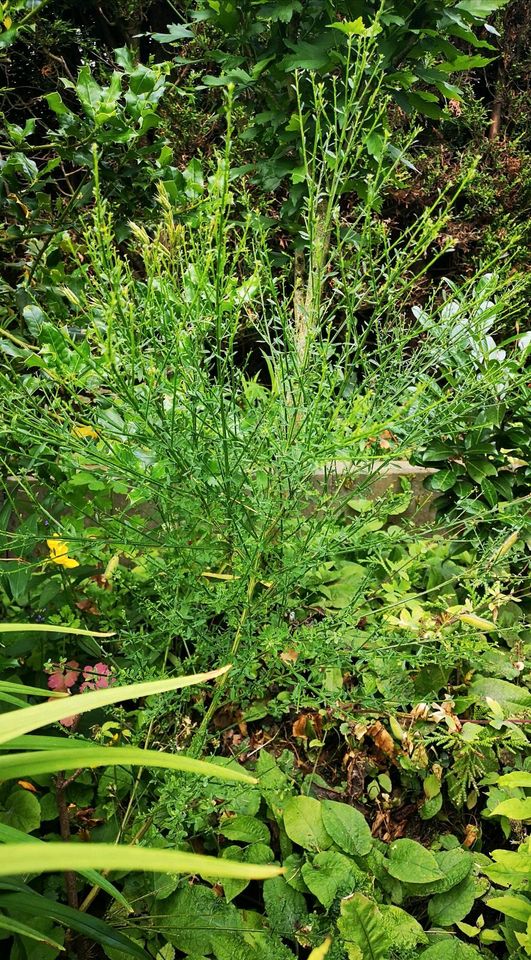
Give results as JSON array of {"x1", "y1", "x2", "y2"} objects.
[
  {"x1": 0, "y1": 623, "x2": 115, "y2": 637},
  {"x1": 0, "y1": 842, "x2": 284, "y2": 880},
  {"x1": 0, "y1": 666, "x2": 230, "y2": 744},
  {"x1": 0, "y1": 746, "x2": 256, "y2": 784}
]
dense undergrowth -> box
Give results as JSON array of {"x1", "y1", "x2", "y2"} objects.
[{"x1": 0, "y1": 3, "x2": 530, "y2": 960}]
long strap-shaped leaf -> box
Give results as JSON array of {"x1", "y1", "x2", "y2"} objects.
[
  {"x1": 0, "y1": 666, "x2": 230, "y2": 744},
  {"x1": 0, "y1": 746, "x2": 256, "y2": 784},
  {"x1": 0, "y1": 734, "x2": 94, "y2": 750},
  {"x1": 0, "y1": 624, "x2": 115, "y2": 637},
  {"x1": 0, "y1": 680, "x2": 69, "y2": 699},
  {"x1": 0, "y1": 823, "x2": 131, "y2": 912},
  {"x1": 0, "y1": 843, "x2": 284, "y2": 880},
  {"x1": 0, "y1": 913, "x2": 65, "y2": 950},
  {"x1": 0, "y1": 891, "x2": 147, "y2": 959}
]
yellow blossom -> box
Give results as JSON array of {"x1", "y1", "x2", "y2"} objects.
[
  {"x1": 72, "y1": 425, "x2": 98, "y2": 439},
  {"x1": 47, "y1": 538, "x2": 79, "y2": 569}
]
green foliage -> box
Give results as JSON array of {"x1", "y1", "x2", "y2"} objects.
[{"x1": 179, "y1": 0, "x2": 510, "y2": 201}]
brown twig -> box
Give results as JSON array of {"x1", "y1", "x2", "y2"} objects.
[{"x1": 56, "y1": 772, "x2": 89, "y2": 960}]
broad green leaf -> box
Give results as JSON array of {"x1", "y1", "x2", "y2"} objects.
[
  {"x1": 0, "y1": 914, "x2": 64, "y2": 950},
  {"x1": 321, "y1": 799, "x2": 372, "y2": 856},
  {"x1": 379, "y1": 905, "x2": 428, "y2": 949},
  {"x1": 419, "y1": 941, "x2": 481, "y2": 959},
  {"x1": 387, "y1": 839, "x2": 444, "y2": 884},
  {"x1": 468, "y1": 676, "x2": 531, "y2": 712},
  {"x1": 0, "y1": 842, "x2": 283, "y2": 880},
  {"x1": 338, "y1": 893, "x2": 389, "y2": 960},
  {"x1": 456, "y1": 0, "x2": 509, "y2": 15},
  {"x1": 219, "y1": 814, "x2": 270, "y2": 842},
  {"x1": 487, "y1": 894, "x2": 531, "y2": 923},
  {"x1": 0, "y1": 822, "x2": 131, "y2": 911},
  {"x1": 220, "y1": 842, "x2": 273, "y2": 902},
  {"x1": 283, "y1": 796, "x2": 332, "y2": 852},
  {"x1": 0, "y1": 666, "x2": 230, "y2": 744},
  {"x1": 417, "y1": 849, "x2": 473, "y2": 895},
  {"x1": 0, "y1": 787, "x2": 40, "y2": 833},
  {"x1": 0, "y1": 623, "x2": 115, "y2": 637},
  {"x1": 428, "y1": 876, "x2": 477, "y2": 926},
  {"x1": 490, "y1": 797, "x2": 531, "y2": 820},
  {"x1": 498, "y1": 772, "x2": 531, "y2": 788},
  {"x1": 302, "y1": 850, "x2": 363, "y2": 908},
  {"x1": 0, "y1": 746, "x2": 256, "y2": 784},
  {"x1": 283, "y1": 852, "x2": 309, "y2": 892},
  {"x1": 263, "y1": 875, "x2": 308, "y2": 940}
]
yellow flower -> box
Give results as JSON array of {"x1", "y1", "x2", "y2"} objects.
[
  {"x1": 47, "y1": 538, "x2": 79, "y2": 569},
  {"x1": 72, "y1": 425, "x2": 98, "y2": 439}
]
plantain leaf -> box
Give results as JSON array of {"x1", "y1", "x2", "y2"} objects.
[{"x1": 338, "y1": 892, "x2": 389, "y2": 960}]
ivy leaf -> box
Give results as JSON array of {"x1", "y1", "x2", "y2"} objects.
[
  {"x1": 0, "y1": 788, "x2": 40, "y2": 833},
  {"x1": 321, "y1": 799, "x2": 372, "y2": 856},
  {"x1": 387, "y1": 839, "x2": 444, "y2": 884},
  {"x1": 283, "y1": 796, "x2": 332, "y2": 852},
  {"x1": 151, "y1": 23, "x2": 193, "y2": 42},
  {"x1": 338, "y1": 893, "x2": 389, "y2": 960}
]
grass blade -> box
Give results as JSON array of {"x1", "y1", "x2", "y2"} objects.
[
  {"x1": 0, "y1": 666, "x2": 231, "y2": 744},
  {"x1": 0, "y1": 745, "x2": 257, "y2": 784},
  {"x1": 0, "y1": 842, "x2": 284, "y2": 880},
  {"x1": 0, "y1": 823, "x2": 132, "y2": 912},
  {"x1": 0, "y1": 623, "x2": 115, "y2": 637}
]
